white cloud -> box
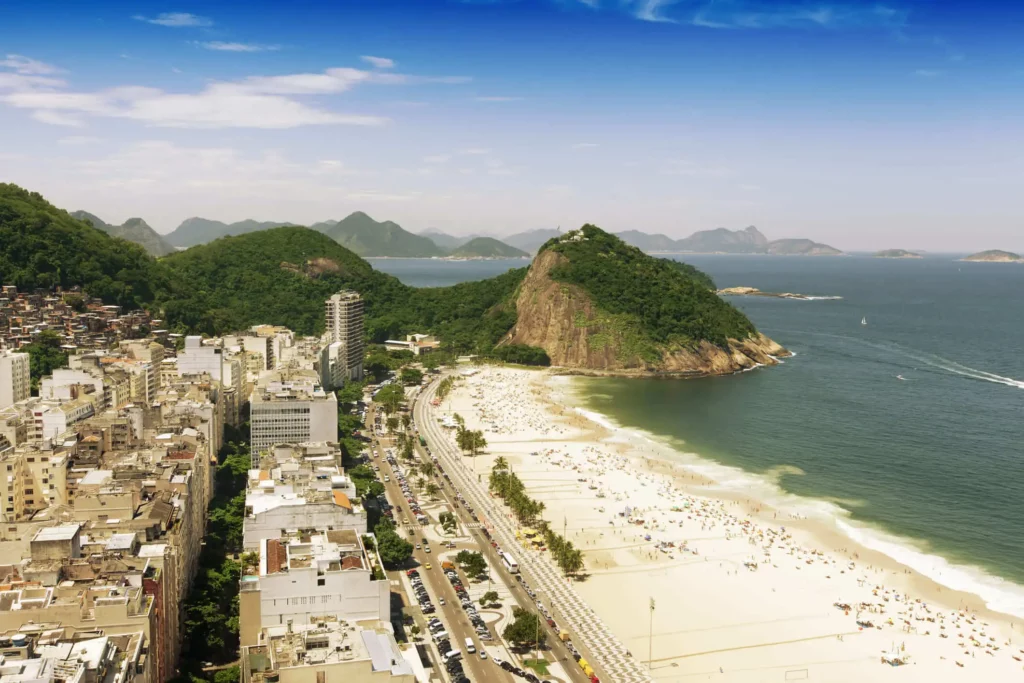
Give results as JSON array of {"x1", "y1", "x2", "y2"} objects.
[
  {"x1": 634, "y1": 0, "x2": 680, "y2": 23},
  {"x1": 361, "y1": 55, "x2": 396, "y2": 69},
  {"x1": 133, "y1": 12, "x2": 212, "y2": 27},
  {"x1": 459, "y1": 148, "x2": 491, "y2": 155},
  {"x1": 572, "y1": 142, "x2": 598, "y2": 149},
  {"x1": 424, "y1": 154, "x2": 452, "y2": 164},
  {"x1": 474, "y1": 96, "x2": 523, "y2": 102},
  {"x1": 913, "y1": 69, "x2": 943, "y2": 77},
  {"x1": 199, "y1": 41, "x2": 281, "y2": 53},
  {"x1": 1, "y1": 54, "x2": 63, "y2": 75},
  {"x1": 0, "y1": 65, "x2": 466, "y2": 129},
  {"x1": 58, "y1": 135, "x2": 102, "y2": 145}
]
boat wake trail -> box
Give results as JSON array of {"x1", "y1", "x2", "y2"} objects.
[{"x1": 792, "y1": 331, "x2": 1024, "y2": 390}]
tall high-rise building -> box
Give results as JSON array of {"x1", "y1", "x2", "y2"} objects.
[
  {"x1": 0, "y1": 349, "x2": 30, "y2": 410},
  {"x1": 325, "y1": 291, "x2": 364, "y2": 380}
]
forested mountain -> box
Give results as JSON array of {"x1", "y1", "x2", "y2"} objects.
[
  {"x1": 504, "y1": 226, "x2": 787, "y2": 375},
  {"x1": 164, "y1": 217, "x2": 291, "y2": 248},
  {"x1": 0, "y1": 185, "x2": 170, "y2": 307},
  {"x1": 674, "y1": 226, "x2": 770, "y2": 253},
  {"x1": 71, "y1": 211, "x2": 176, "y2": 257},
  {"x1": 319, "y1": 212, "x2": 446, "y2": 257},
  {"x1": 765, "y1": 238, "x2": 842, "y2": 256},
  {"x1": 419, "y1": 228, "x2": 473, "y2": 250},
  {"x1": 449, "y1": 237, "x2": 528, "y2": 259}
]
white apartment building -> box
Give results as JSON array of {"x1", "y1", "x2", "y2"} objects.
[
  {"x1": 325, "y1": 291, "x2": 364, "y2": 381},
  {"x1": 177, "y1": 335, "x2": 224, "y2": 380},
  {"x1": 239, "y1": 529, "x2": 389, "y2": 643},
  {"x1": 0, "y1": 349, "x2": 30, "y2": 409},
  {"x1": 249, "y1": 374, "x2": 337, "y2": 464},
  {"x1": 319, "y1": 341, "x2": 347, "y2": 391}
]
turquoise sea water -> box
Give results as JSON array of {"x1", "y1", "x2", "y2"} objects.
[{"x1": 372, "y1": 255, "x2": 1024, "y2": 614}]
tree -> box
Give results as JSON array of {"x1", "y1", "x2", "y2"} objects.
[
  {"x1": 375, "y1": 519, "x2": 413, "y2": 568},
  {"x1": 335, "y1": 381, "x2": 364, "y2": 412},
  {"x1": 385, "y1": 416, "x2": 399, "y2": 433},
  {"x1": 420, "y1": 461, "x2": 435, "y2": 478},
  {"x1": 401, "y1": 413, "x2": 412, "y2": 431},
  {"x1": 366, "y1": 481, "x2": 386, "y2": 499},
  {"x1": 493, "y1": 456, "x2": 509, "y2": 472},
  {"x1": 416, "y1": 476, "x2": 426, "y2": 491},
  {"x1": 456, "y1": 550, "x2": 487, "y2": 578},
  {"x1": 426, "y1": 482, "x2": 440, "y2": 500},
  {"x1": 401, "y1": 438, "x2": 415, "y2": 461},
  {"x1": 503, "y1": 609, "x2": 545, "y2": 650},
  {"x1": 439, "y1": 512, "x2": 457, "y2": 535},
  {"x1": 480, "y1": 591, "x2": 500, "y2": 607},
  {"x1": 375, "y1": 384, "x2": 405, "y2": 414},
  {"x1": 400, "y1": 367, "x2": 423, "y2": 385},
  {"x1": 22, "y1": 330, "x2": 68, "y2": 392}
]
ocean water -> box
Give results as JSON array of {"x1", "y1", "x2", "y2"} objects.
[
  {"x1": 373, "y1": 254, "x2": 1024, "y2": 616},
  {"x1": 366, "y1": 257, "x2": 527, "y2": 287}
]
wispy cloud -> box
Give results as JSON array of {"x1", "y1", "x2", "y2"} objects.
[
  {"x1": 913, "y1": 69, "x2": 942, "y2": 77},
  {"x1": 572, "y1": 142, "x2": 598, "y2": 149},
  {"x1": 423, "y1": 154, "x2": 452, "y2": 164},
  {"x1": 361, "y1": 55, "x2": 396, "y2": 69},
  {"x1": 459, "y1": 148, "x2": 491, "y2": 155},
  {"x1": 199, "y1": 41, "x2": 280, "y2": 53},
  {"x1": 474, "y1": 95, "x2": 523, "y2": 102},
  {"x1": 613, "y1": 1, "x2": 909, "y2": 30},
  {"x1": 58, "y1": 135, "x2": 102, "y2": 145},
  {"x1": 634, "y1": 0, "x2": 681, "y2": 23},
  {"x1": 1, "y1": 54, "x2": 63, "y2": 75},
  {"x1": 0, "y1": 64, "x2": 465, "y2": 129},
  {"x1": 133, "y1": 12, "x2": 212, "y2": 28}
]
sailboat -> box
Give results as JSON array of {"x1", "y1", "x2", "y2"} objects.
[{"x1": 861, "y1": 316, "x2": 867, "y2": 326}]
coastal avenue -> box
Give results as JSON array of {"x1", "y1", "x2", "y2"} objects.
[
  {"x1": 413, "y1": 373, "x2": 652, "y2": 683},
  {"x1": 368, "y1": 405, "x2": 508, "y2": 683}
]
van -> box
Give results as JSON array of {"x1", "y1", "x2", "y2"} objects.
[
  {"x1": 432, "y1": 630, "x2": 448, "y2": 642},
  {"x1": 464, "y1": 637, "x2": 476, "y2": 654},
  {"x1": 444, "y1": 650, "x2": 462, "y2": 663}
]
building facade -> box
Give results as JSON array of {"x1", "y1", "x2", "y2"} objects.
[{"x1": 324, "y1": 292, "x2": 364, "y2": 381}]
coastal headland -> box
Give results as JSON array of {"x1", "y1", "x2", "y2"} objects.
[{"x1": 433, "y1": 366, "x2": 1023, "y2": 682}]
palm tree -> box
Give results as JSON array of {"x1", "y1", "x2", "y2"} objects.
[
  {"x1": 493, "y1": 456, "x2": 509, "y2": 472},
  {"x1": 420, "y1": 462, "x2": 435, "y2": 478},
  {"x1": 426, "y1": 482, "x2": 440, "y2": 499},
  {"x1": 401, "y1": 413, "x2": 412, "y2": 431}
]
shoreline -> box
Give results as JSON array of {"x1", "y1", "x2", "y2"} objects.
[{"x1": 442, "y1": 366, "x2": 1023, "y2": 681}]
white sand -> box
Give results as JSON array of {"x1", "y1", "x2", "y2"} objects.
[{"x1": 437, "y1": 366, "x2": 1024, "y2": 682}]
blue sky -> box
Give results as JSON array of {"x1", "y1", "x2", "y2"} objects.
[{"x1": 1, "y1": 0, "x2": 1022, "y2": 251}]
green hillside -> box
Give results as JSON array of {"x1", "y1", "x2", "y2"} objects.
[
  {"x1": 158, "y1": 226, "x2": 525, "y2": 343},
  {"x1": 323, "y1": 212, "x2": 446, "y2": 257},
  {"x1": 539, "y1": 225, "x2": 754, "y2": 347},
  {"x1": 449, "y1": 237, "x2": 529, "y2": 259},
  {"x1": 72, "y1": 211, "x2": 176, "y2": 257},
  {"x1": 0, "y1": 184, "x2": 169, "y2": 308},
  {"x1": 165, "y1": 217, "x2": 291, "y2": 248}
]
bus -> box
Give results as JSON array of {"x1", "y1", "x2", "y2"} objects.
[{"x1": 501, "y1": 551, "x2": 519, "y2": 574}]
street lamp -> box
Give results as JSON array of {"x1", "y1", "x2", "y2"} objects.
[{"x1": 648, "y1": 596, "x2": 655, "y2": 672}]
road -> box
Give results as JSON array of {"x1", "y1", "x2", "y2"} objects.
[
  {"x1": 369, "y1": 403, "x2": 513, "y2": 683},
  {"x1": 412, "y1": 375, "x2": 652, "y2": 683}
]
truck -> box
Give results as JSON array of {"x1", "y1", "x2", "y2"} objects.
[
  {"x1": 559, "y1": 632, "x2": 571, "y2": 643},
  {"x1": 441, "y1": 561, "x2": 456, "y2": 571}
]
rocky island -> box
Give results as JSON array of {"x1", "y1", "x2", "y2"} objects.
[
  {"x1": 501, "y1": 226, "x2": 791, "y2": 377},
  {"x1": 717, "y1": 286, "x2": 841, "y2": 301},
  {"x1": 875, "y1": 249, "x2": 923, "y2": 259},
  {"x1": 961, "y1": 249, "x2": 1023, "y2": 263}
]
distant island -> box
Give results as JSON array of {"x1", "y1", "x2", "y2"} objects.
[
  {"x1": 447, "y1": 237, "x2": 529, "y2": 259},
  {"x1": 961, "y1": 249, "x2": 1023, "y2": 263},
  {"x1": 875, "y1": 249, "x2": 923, "y2": 259},
  {"x1": 717, "y1": 286, "x2": 842, "y2": 301}
]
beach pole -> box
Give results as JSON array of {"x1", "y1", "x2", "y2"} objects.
[{"x1": 649, "y1": 597, "x2": 655, "y2": 672}]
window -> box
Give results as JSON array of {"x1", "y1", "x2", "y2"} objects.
[{"x1": 317, "y1": 578, "x2": 325, "y2": 586}]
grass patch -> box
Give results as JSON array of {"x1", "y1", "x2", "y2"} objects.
[{"x1": 523, "y1": 659, "x2": 550, "y2": 675}]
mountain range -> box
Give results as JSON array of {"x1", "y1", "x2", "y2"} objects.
[
  {"x1": 77, "y1": 207, "x2": 842, "y2": 259},
  {"x1": 71, "y1": 211, "x2": 176, "y2": 257}
]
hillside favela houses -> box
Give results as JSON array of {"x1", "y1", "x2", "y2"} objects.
[{"x1": 0, "y1": 287, "x2": 415, "y2": 683}]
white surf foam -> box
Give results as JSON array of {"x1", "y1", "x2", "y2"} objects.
[{"x1": 569, "y1": 386, "x2": 1024, "y2": 620}]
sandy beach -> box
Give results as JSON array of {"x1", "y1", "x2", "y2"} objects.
[{"x1": 437, "y1": 366, "x2": 1024, "y2": 682}]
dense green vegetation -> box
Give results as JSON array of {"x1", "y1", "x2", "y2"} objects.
[
  {"x1": 489, "y1": 344, "x2": 551, "y2": 366},
  {"x1": 21, "y1": 330, "x2": 68, "y2": 392},
  {"x1": 71, "y1": 211, "x2": 176, "y2": 257},
  {"x1": 541, "y1": 225, "x2": 755, "y2": 347},
  {"x1": 0, "y1": 184, "x2": 170, "y2": 308},
  {"x1": 173, "y1": 423, "x2": 251, "y2": 682},
  {"x1": 373, "y1": 517, "x2": 414, "y2": 567},
  {"x1": 503, "y1": 608, "x2": 547, "y2": 649},
  {"x1": 318, "y1": 211, "x2": 446, "y2": 258}
]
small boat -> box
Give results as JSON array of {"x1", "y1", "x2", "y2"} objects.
[
  {"x1": 896, "y1": 375, "x2": 907, "y2": 381},
  {"x1": 861, "y1": 317, "x2": 868, "y2": 326}
]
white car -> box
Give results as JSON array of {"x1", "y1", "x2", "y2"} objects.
[{"x1": 479, "y1": 651, "x2": 487, "y2": 660}]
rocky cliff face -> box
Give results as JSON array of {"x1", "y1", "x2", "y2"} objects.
[{"x1": 502, "y1": 250, "x2": 790, "y2": 377}]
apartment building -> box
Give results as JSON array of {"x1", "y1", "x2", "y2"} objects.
[
  {"x1": 0, "y1": 348, "x2": 30, "y2": 409},
  {"x1": 240, "y1": 620, "x2": 414, "y2": 683},
  {"x1": 324, "y1": 291, "x2": 364, "y2": 381},
  {"x1": 249, "y1": 372, "x2": 337, "y2": 464}
]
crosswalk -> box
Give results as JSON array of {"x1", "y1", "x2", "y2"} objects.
[{"x1": 416, "y1": 384, "x2": 652, "y2": 683}]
